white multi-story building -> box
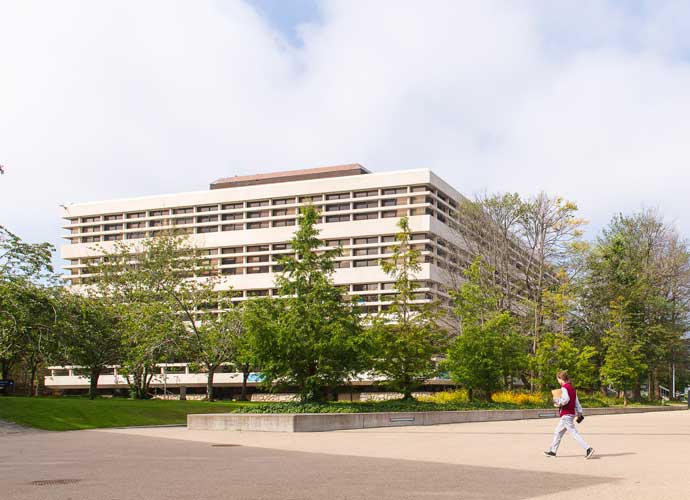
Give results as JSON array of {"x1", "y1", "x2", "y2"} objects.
[{"x1": 47, "y1": 164, "x2": 469, "y2": 396}]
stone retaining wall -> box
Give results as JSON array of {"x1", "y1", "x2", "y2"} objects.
[{"x1": 187, "y1": 405, "x2": 685, "y2": 433}]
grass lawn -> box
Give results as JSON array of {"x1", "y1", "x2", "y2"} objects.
[
  {"x1": 0, "y1": 397, "x2": 255, "y2": 431},
  {"x1": 0, "y1": 395, "x2": 663, "y2": 431}
]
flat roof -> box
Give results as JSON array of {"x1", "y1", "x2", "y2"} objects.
[{"x1": 210, "y1": 164, "x2": 370, "y2": 190}]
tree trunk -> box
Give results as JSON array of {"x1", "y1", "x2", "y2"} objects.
[
  {"x1": 1, "y1": 358, "x2": 13, "y2": 380},
  {"x1": 240, "y1": 364, "x2": 250, "y2": 401},
  {"x1": 206, "y1": 367, "x2": 215, "y2": 402},
  {"x1": 89, "y1": 367, "x2": 100, "y2": 400},
  {"x1": 27, "y1": 363, "x2": 37, "y2": 397},
  {"x1": 632, "y1": 381, "x2": 642, "y2": 402}
]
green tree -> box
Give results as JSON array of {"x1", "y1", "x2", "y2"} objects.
[
  {"x1": 93, "y1": 233, "x2": 193, "y2": 399},
  {"x1": 245, "y1": 206, "x2": 366, "y2": 403},
  {"x1": 446, "y1": 258, "x2": 526, "y2": 400},
  {"x1": 184, "y1": 298, "x2": 244, "y2": 402},
  {"x1": 0, "y1": 226, "x2": 57, "y2": 391},
  {"x1": 518, "y1": 194, "x2": 585, "y2": 354},
  {"x1": 58, "y1": 293, "x2": 122, "y2": 399},
  {"x1": 370, "y1": 217, "x2": 447, "y2": 400},
  {"x1": 533, "y1": 333, "x2": 597, "y2": 392},
  {"x1": 232, "y1": 304, "x2": 258, "y2": 401},
  {"x1": 584, "y1": 210, "x2": 690, "y2": 400},
  {"x1": 600, "y1": 298, "x2": 647, "y2": 405}
]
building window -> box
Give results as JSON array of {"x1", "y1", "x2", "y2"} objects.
[
  {"x1": 221, "y1": 257, "x2": 239, "y2": 265},
  {"x1": 353, "y1": 212, "x2": 378, "y2": 221},
  {"x1": 221, "y1": 268, "x2": 242, "y2": 275},
  {"x1": 335, "y1": 261, "x2": 350, "y2": 268},
  {"x1": 221, "y1": 224, "x2": 242, "y2": 232},
  {"x1": 354, "y1": 248, "x2": 378, "y2": 256},
  {"x1": 272, "y1": 198, "x2": 294, "y2": 205},
  {"x1": 247, "y1": 289, "x2": 269, "y2": 297},
  {"x1": 246, "y1": 221, "x2": 269, "y2": 230},
  {"x1": 247, "y1": 200, "x2": 269, "y2": 208},
  {"x1": 325, "y1": 203, "x2": 350, "y2": 212},
  {"x1": 273, "y1": 219, "x2": 295, "y2": 227},
  {"x1": 354, "y1": 190, "x2": 377, "y2": 198},
  {"x1": 197, "y1": 205, "x2": 218, "y2": 212},
  {"x1": 273, "y1": 243, "x2": 288, "y2": 250},
  {"x1": 222, "y1": 202, "x2": 243, "y2": 210},
  {"x1": 222, "y1": 247, "x2": 242, "y2": 254},
  {"x1": 381, "y1": 198, "x2": 401, "y2": 207},
  {"x1": 246, "y1": 266, "x2": 269, "y2": 274},
  {"x1": 353, "y1": 201, "x2": 377, "y2": 210},
  {"x1": 353, "y1": 259, "x2": 378, "y2": 268},
  {"x1": 82, "y1": 216, "x2": 101, "y2": 223},
  {"x1": 299, "y1": 195, "x2": 323, "y2": 203},
  {"x1": 326, "y1": 238, "x2": 349, "y2": 247},
  {"x1": 246, "y1": 210, "x2": 269, "y2": 219},
  {"x1": 247, "y1": 245, "x2": 269, "y2": 253},
  {"x1": 81, "y1": 236, "x2": 100, "y2": 243},
  {"x1": 197, "y1": 215, "x2": 218, "y2": 223},
  {"x1": 353, "y1": 283, "x2": 378, "y2": 292},
  {"x1": 126, "y1": 222, "x2": 145, "y2": 229},
  {"x1": 382, "y1": 210, "x2": 398, "y2": 218},
  {"x1": 174, "y1": 217, "x2": 194, "y2": 225},
  {"x1": 326, "y1": 192, "x2": 349, "y2": 200},
  {"x1": 149, "y1": 220, "x2": 164, "y2": 227},
  {"x1": 222, "y1": 213, "x2": 242, "y2": 221},
  {"x1": 326, "y1": 215, "x2": 350, "y2": 223},
  {"x1": 411, "y1": 185, "x2": 429, "y2": 193},
  {"x1": 197, "y1": 226, "x2": 218, "y2": 233},
  {"x1": 382, "y1": 187, "x2": 407, "y2": 195},
  {"x1": 150, "y1": 209, "x2": 169, "y2": 217},
  {"x1": 353, "y1": 237, "x2": 378, "y2": 245},
  {"x1": 104, "y1": 234, "x2": 122, "y2": 241},
  {"x1": 247, "y1": 255, "x2": 269, "y2": 263},
  {"x1": 104, "y1": 214, "x2": 122, "y2": 221},
  {"x1": 126, "y1": 212, "x2": 145, "y2": 219},
  {"x1": 126, "y1": 232, "x2": 145, "y2": 240}
]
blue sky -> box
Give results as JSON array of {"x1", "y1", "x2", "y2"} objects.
[
  {"x1": 2, "y1": 0, "x2": 690, "y2": 273},
  {"x1": 247, "y1": 0, "x2": 322, "y2": 46}
]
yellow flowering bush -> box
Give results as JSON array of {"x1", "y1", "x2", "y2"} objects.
[
  {"x1": 491, "y1": 391, "x2": 544, "y2": 405},
  {"x1": 418, "y1": 389, "x2": 469, "y2": 404}
]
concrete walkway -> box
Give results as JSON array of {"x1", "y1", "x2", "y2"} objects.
[
  {"x1": 0, "y1": 419, "x2": 39, "y2": 436},
  {"x1": 2, "y1": 410, "x2": 688, "y2": 499}
]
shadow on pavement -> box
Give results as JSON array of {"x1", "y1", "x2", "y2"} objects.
[{"x1": 1, "y1": 431, "x2": 617, "y2": 500}]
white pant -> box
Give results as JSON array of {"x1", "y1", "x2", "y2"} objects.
[{"x1": 548, "y1": 415, "x2": 590, "y2": 453}]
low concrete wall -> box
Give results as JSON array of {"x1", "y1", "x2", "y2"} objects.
[{"x1": 187, "y1": 405, "x2": 684, "y2": 433}]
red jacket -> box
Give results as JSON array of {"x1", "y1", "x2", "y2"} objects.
[{"x1": 559, "y1": 383, "x2": 577, "y2": 417}]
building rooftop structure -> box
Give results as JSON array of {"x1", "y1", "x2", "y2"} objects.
[{"x1": 210, "y1": 164, "x2": 370, "y2": 190}]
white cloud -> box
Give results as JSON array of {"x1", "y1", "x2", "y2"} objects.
[{"x1": 1, "y1": 0, "x2": 690, "y2": 269}]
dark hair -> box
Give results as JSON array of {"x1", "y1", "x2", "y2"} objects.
[{"x1": 557, "y1": 370, "x2": 570, "y2": 382}]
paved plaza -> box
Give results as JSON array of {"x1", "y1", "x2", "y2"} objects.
[{"x1": 1, "y1": 410, "x2": 688, "y2": 500}]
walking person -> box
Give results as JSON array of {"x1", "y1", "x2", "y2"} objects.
[{"x1": 544, "y1": 370, "x2": 595, "y2": 459}]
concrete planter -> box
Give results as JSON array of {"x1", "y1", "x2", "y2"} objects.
[{"x1": 187, "y1": 405, "x2": 685, "y2": 433}]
